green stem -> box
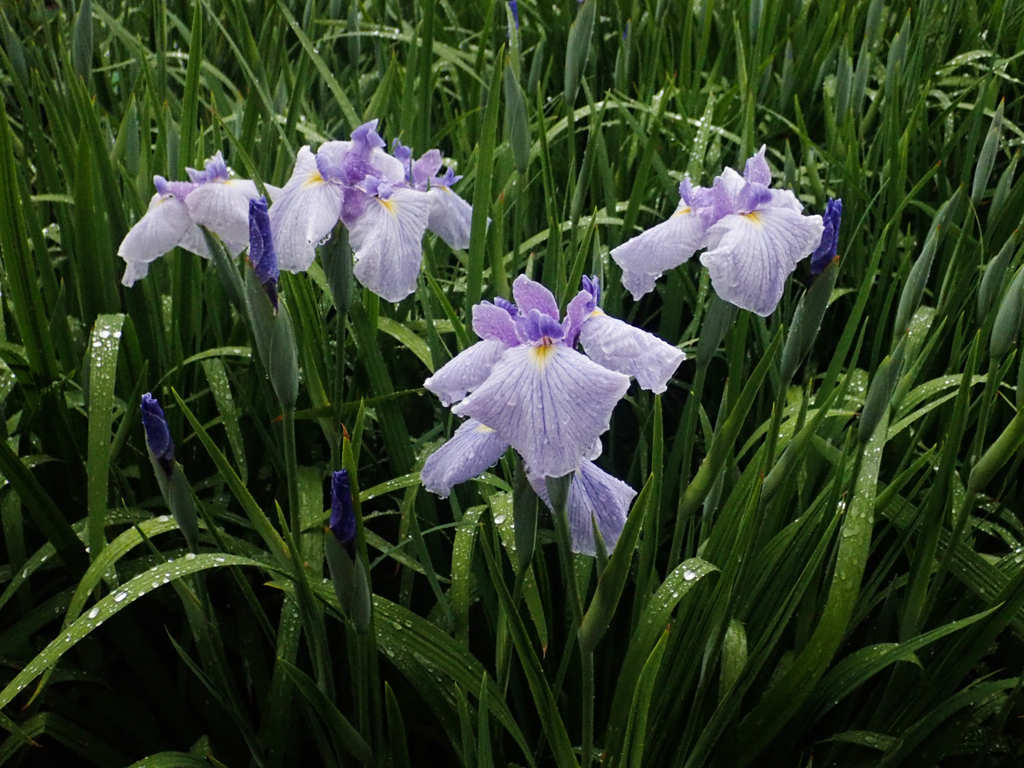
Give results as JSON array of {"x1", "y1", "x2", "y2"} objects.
[
  {"x1": 667, "y1": 363, "x2": 708, "y2": 571},
  {"x1": 332, "y1": 321, "x2": 347, "y2": 471},
  {"x1": 581, "y1": 649, "x2": 594, "y2": 767},
  {"x1": 282, "y1": 407, "x2": 301, "y2": 540}
]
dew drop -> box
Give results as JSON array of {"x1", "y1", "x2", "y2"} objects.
[
  {"x1": 88, "y1": 607, "x2": 100, "y2": 619},
  {"x1": 114, "y1": 592, "x2": 128, "y2": 602}
]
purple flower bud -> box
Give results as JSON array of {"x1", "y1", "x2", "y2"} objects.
[
  {"x1": 330, "y1": 470, "x2": 357, "y2": 552},
  {"x1": 141, "y1": 393, "x2": 174, "y2": 474},
  {"x1": 248, "y1": 196, "x2": 279, "y2": 309},
  {"x1": 811, "y1": 198, "x2": 842, "y2": 276},
  {"x1": 509, "y1": 0, "x2": 519, "y2": 29}
]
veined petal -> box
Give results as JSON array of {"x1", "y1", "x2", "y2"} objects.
[
  {"x1": 610, "y1": 205, "x2": 706, "y2": 299},
  {"x1": 185, "y1": 178, "x2": 260, "y2": 254},
  {"x1": 743, "y1": 145, "x2": 771, "y2": 186},
  {"x1": 427, "y1": 186, "x2": 473, "y2": 250},
  {"x1": 768, "y1": 188, "x2": 804, "y2": 213},
  {"x1": 424, "y1": 339, "x2": 509, "y2": 406},
  {"x1": 269, "y1": 146, "x2": 344, "y2": 272},
  {"x1": 579, "y1": 311, "x2": 685, "y2": 393},
  {"x1": 529, "y1": 460, "x2": 635, "y2": 555},
  {"x1": 621, "y1": 270, "x2": 658, "y2": 301},
  {"x1": 473, "y1": 302, "x2": 520, "y2": 346},
  {"x1": 512, "y1": 274, "x2": 560, "y2": 320},
  {"x1": 350, "y1": 188, "x2": 431, "y2": 302},
  {"x1": 701, "y1": 207, "x2": 824, "y2": 317},
  {"x1": 452, "y1": 344, "x2": 630, "y2": 478},
  {"x1": 421, "y1": 419, "x2": 509, "y2": 498},
  {"x1": 118, "y1": 193, "x2": 207, "y2": 287}
]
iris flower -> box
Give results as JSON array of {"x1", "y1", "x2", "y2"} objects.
[
  {"x1": 611, "y1": 146, "x2": 825, "y2": 316},
  {"x1": 421, "y1": 275, "x2": 684, "y2": 553},
  {"x1": 118, "y1": 152, "x2": 261, "y2": 286},
  {"x1": 393, "y1": 139, "x2": 473, "y2": 251},
  {"x1": 269, "y1": 121, "x2": 472, "y2": 302}
]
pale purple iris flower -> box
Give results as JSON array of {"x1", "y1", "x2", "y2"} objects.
[
  {"x1": 393, "y1": 139, "x2": 473, "y2": 251},
  {"x1": 268, "y1": 121, "x2": 472, "y2": 302},
  {"x1": 421, "y1": 275, "x2": 684, "y2": 553},
  {"x1": 612, "y1": 145, "x2": 825, "y2": 316},
  {"x1": 118, "y1": 151, "x2": 262, "y2": 286}
]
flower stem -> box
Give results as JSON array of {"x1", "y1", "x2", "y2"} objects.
[
  {"x1": 282, "y1": 407, "x2": 301, "y2": 540},
  {"x1": 581, "y1": 648, "x2": 594, "y2": 766}
]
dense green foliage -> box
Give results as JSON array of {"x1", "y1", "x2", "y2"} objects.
[{"x1": 2, "y1": 0, "x2": 1024, "y2": 765}]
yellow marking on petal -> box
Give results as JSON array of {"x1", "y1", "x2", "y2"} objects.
[
  {"x1": 474, "y1": 423, "x2": 497, "y2": 434},
  {"x1": 673, "y1": 206, "x2": 691, "y2": 217},
  {"x1": 590, "y1": 308, "x2": 605, "y2": 317},
  {"x1": 379, "y1": 198, "x2": 397, "y2": 215},
  {"x1": 529, "y1": 344, "x2": 556, "y2": 368},
  {"x1": 743, "y1": 211, "x2": 763, "y2": 227},
  {"x1": 302, "y1": 171, "x2": 325, "y2": 188}
]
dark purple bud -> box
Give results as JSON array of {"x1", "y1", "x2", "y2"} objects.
[
  {"x1": 811, "y1": 198, "x2": 843, "y2": 276},
  {"x1": 623, "y1": 22, "x2": 629, "y2": 41},
  {"x1": 141, "y1": 393, "x2": 174, "y2": 474},
  {"x1": 248, "y1": 196, "x2": 279, "y2": 309},
  {"x1": 581, "y1": 275, "x2": 601, "y2": 305},
  {"x1": 509, "y1": 0, "x2": 519, "y2": 29},
  {"x1": 330, "y1": 470, "x2": 357, "y2": 553}
]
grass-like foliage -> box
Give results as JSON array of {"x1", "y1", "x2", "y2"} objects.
[{"x1": 2, "y1": 0, "x2": 1024, "y2": 765}]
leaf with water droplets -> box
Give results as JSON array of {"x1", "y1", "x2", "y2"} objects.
[
  {"x1": 86, "y1": 313, "x2": 124, "y2": 560},
  {"x1": 0, "y1": 553, "x2": 266, "y2": 714}
]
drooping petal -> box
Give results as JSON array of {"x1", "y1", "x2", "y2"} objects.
[
  {"x1": 269, "y1": 146, "x2": 344, "y2": 272},
  {"x1": 621, "y1": 270, "x2": 658, "y2": 300},
  {"x1": 185, "y1": 178, "x2": 260, "y2": 253},
  {"x1": 421, "y1": 419, "x2": 510, "y2": 498},
  {"x1": 529, "y1": 460, "x2": 635, "y2": 555},
  {"x1": 701, "y1": 207, "x2": 824, "y2": 317},
  {"x1": 511, "y1": 274, "x2": 560, "y2": 320},
  {"x1": 427, "y1": 186, "x2": 473, "y2": 250},
  {"x1": 118, "y1": 192, "x2": 208, "y2": 287},
  {"x1": 579, "y1": 311, "x2": 685, "y2": 393},
  {"x1": 349, "y1": 187, "x2": 432, "y2": 302},
  {"x1": 452, "y1": 344, "x2": 630, "y2": 478},
  {"x1": 423, "y1": 339, "x2": 509, "y2": 406},
  {"x1": 473, "y1": 301, "x2": 520, "y2": 346},
  {"x1": 610, "y1": 204, "x2": 706, "y2": 300}
]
